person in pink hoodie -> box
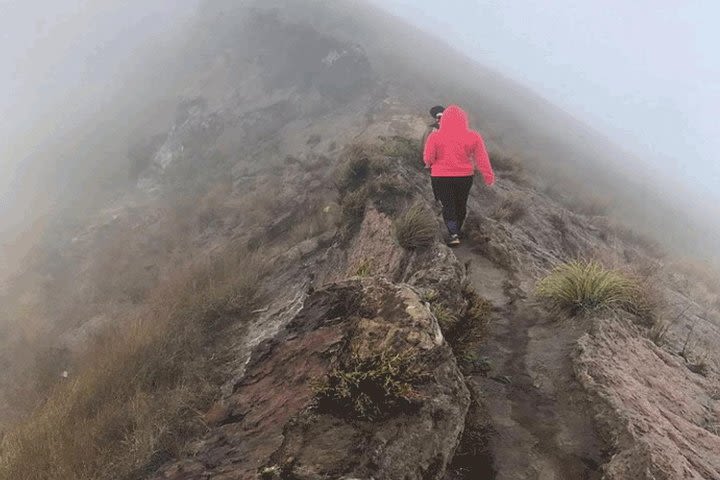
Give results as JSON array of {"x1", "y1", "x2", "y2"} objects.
[{"x1": 423, "y1": 104, "x2": 495, "y2": 246}]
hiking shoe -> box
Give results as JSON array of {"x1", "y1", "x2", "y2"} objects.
[{"x1": 447, "y1": 234, "x2": 461, "y2": 247}]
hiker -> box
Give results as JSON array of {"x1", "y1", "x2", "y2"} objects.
[
  {"x1": 423, "y1": 104, "x2": 495, "y2": 246},
  {"x1": 421, "y1": 105, "x2": 445, "y2": 150}
]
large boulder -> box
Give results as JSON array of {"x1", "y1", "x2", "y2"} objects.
[{"x1": 153, "y1": 277, "x2": 470, "y2": 480}]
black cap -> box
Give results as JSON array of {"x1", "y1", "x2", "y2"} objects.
[{"x1": 430, "y1": 105, "x2": 445, "y2": 119}]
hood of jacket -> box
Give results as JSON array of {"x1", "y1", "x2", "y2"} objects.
[{"x1": 438, "y1": 105, "x2": 469, "y2": 133}]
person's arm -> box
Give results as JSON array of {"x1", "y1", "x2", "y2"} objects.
[
  {"x1": 473, "y1": 133, "x2": 495, "y2": 186},
  {"x1": 423, "y1": 131, "x2": 438, "y2": 169}
]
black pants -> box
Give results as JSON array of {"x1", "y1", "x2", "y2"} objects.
[{"x1": 431, "y1": 176, "x2": 473, "y2": 235}]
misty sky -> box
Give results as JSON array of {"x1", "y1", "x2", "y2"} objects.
[{"x1": 371, "y1": 0, "x2": 720, "y2": 196}]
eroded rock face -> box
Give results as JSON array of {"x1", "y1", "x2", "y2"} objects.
[
  {"x1": 153, "y1": 277, "x2": 470, "y2": 480},
  {"x1": 575, "y1": 315, "x2": 720, "y2": 480}
]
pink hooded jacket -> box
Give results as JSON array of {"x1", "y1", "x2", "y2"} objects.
[{"x1": 423, "y1": 105, "x2": 495, "y2": 185}]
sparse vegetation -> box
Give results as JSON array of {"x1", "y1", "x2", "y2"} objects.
[
  {"x1": 425, "y1": 286, "x2": 492, "y2": 368},
  {"x1": 355, "y1": 259, "x2": 374, "y2": 277},
  {"x1": 678, "y1": 322, "x2": 712, "y2": 377},
  {"x1": 536, "y1": 260, "x2": 653, "y2": 318},
  {"x1": 313, "y1": 349, "x2": 426, "y2": 421},
  {"x1": 431, "y1": 303, "x2": 459, "y2": 332},
  {"x1": 340, "y1": 187, "x2": 369, "y2": 227},
  {"x1": 420, "y1": 289, "x2": 439, "y2": 304},
  {"x1": 369, "y1": 175, "x2": 407, "y2": 215},
  {"x1": 0, "y1": 250, "x2": 268, "y2": 480},
  {"x1": 492, "y1": 194, "x2": 527, "y2": 224},
  {"x1": 649, "y1": 319, "x2": 673, "y2": 346},
  {"x1": 394, "y1": 204, "x2": 437, "y2": 249},
  {"x1": 548, "y1": 212, "x2": 568, "y2": 235},
  {"x1": 380, "y1": 136, "x2": 421, "y2": 166},
  {"x1": 449, "y1": 289, "x2": 493, "y2": 364},
  {"x1": 259, "y1": 465, "x2": 282, "y2": 479},
  {"x1": 335, "y1": 144, "x2": 374, "y2": 194},
  {"x1": 336, "y1": 143, "x2": 413, "y2": 225},
  {"x1": 489, "y1": 152, "x2": 529, "y2": 185}
]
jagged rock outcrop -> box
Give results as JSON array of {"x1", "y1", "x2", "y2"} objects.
[
  {"x1": 153, "y1": 277, "x2": 470, "y2": 480},
  {"x1": 575, "y1": 315, "x2": 720, "y2": 480}
]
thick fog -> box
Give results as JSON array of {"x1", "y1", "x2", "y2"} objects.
[
  {"x1": 0, "y1": 1, "x2": 198, "y2": 273},
  {"x1": 0, "y1": 1, "x2": 197, "y2": 221},
  {"x1": 372, "y1": 0, "x2": 720, "y2": 199},
  {"x1": 1, "y1": 0, "x2": 719, "y2": 272}
]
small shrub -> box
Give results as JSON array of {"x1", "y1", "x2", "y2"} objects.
[
  {"x1": 420, "y1": 289, "x2": 439, "y2": 304},
  {"x1": 336, "y1": 145, "x2": 373, "y2": 194},
  {"x1": 355, "y1": 259, "x2": 373, "y2": 277},
  {"x1": 340, "y1": 187, "x2": 369, "y2": 227},
  {"x1": 394, "y1": 204, "x2": 437, "y2": 249},
  {"x1": 489, "y1": 152, "x2": 528, "y2": 185},
  {"x1": 431, "y1": 303, "x2": 458, "y2": 332},
  {"x1": 259, "y1": 465, "x2": 281, "y2": 479},
  {"x1": 380, "y1": 136, "x2": 421, "y2": 165},
  {"x1": 492, "y1": 195, "x2": 527, "y2": 224},
  {"x1": 548, "y1": 212, "x2": 567, "y2": 235},
  {"x1": 314, "y1": 349, "x2": 426, "y2": 421},
  {"x1": 536, "y1": 261, "x2": 648, "y2": 317},
  {"x1": 649, "y1": 319, "x2": 672, "y2": 346},
  {"x1": 449, "y1": 289, "x2": 492, "y2": 364},
  {"x1": 369, "y1": 175, "x2": 407, "y2": 215}
]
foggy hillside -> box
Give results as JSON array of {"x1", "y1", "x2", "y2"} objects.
[
  {"x1": 0, "y1": 1, "x2": 718, "y2": 479},
  {"x1": 3, "y1": 0, "x2": 718, "y2": 270}
]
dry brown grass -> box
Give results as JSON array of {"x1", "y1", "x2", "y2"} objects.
[
  {"x1": 492, "y1": 194, "x2": 527, "y2": 224},
  {"x1": 489, "y1": 151, "x2": 529, "y2": 185},
  {"x1": 0, "y1": 248, "x2": 267, "y2": 480}
]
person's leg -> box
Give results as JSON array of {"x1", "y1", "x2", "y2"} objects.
[
  {"x1": 431, "y1": 177, "x2": 460, "y2": 235},
  {"x1": 455, "y1": 176, "x2": 474, "y2": 233},
  {"x1": 431, "y1": 176, "x2": 440, "y2": 202}
]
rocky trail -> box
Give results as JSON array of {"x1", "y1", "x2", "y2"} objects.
[{"x1": 453, "y1": 246, "x2": 604, "y2": 480}]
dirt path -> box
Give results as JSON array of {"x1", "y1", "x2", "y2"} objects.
[{"x1": 454, "y1": 246, "x2": 603, "y2": 480}]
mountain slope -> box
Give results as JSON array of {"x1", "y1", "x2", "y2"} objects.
[{"x1": 0, "y1": 2, "x2": 719, "y2": 479}]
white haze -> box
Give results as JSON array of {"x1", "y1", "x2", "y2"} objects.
[
  {"x1": 0, "y1": 0, "x2": 719, "y2": 271},
  {"x1": 371, "y1": 0, "x2": 720, "y2": 200}
]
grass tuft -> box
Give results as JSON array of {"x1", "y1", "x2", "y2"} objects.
[
  {"x1": 335, "y1": 144, "x2": 373, "y2": 195},
  {"x1": 380, "y1": 136, "x2": 421, "y2": 165},
  {"x1": 340, "y1": 187, "x2": 369, "y2": 227},
  {"x1": 536, "y1": 260, "x2": 650, "y2": 317},
  {"x1": 431, "y1": 303, "x2": 459, "y2": 332},
  {"x1": 492, "y1": 195, "x2": 527, "y2": 224},
  {"x1": 394, "y1": 204, "x2": 437, "y2": 250}
]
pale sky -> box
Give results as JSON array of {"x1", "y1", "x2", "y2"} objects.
[{"x1": 371, "y1": 0, "x2": 720, "y2": 197}]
